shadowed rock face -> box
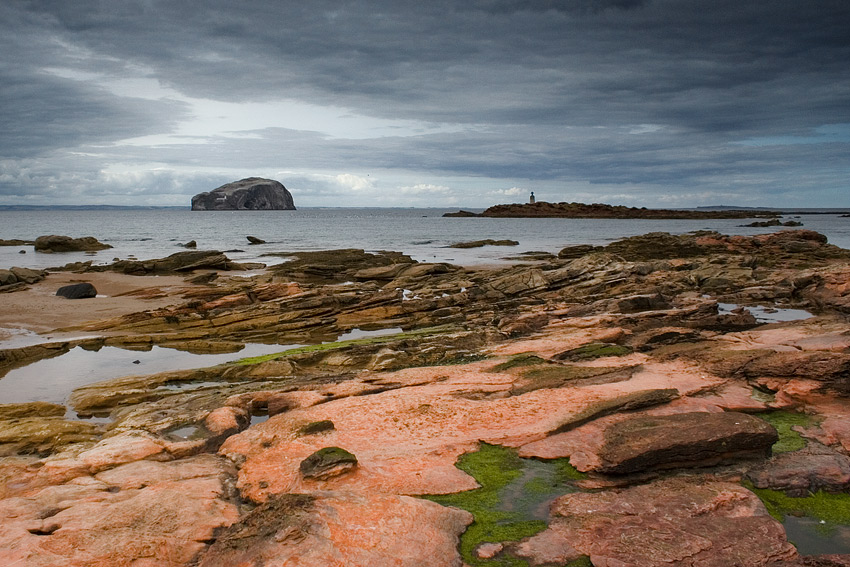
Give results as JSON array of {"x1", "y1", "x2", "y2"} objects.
[
  {"x1": 191, "y1": 178, "x2": 295, "y2": 211},
  {"x1": 596, "y1": 411, "x2": 778, "y2": 474}
]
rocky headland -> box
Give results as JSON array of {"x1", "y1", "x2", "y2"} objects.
[
  {"x1": 191, "y1": 177, "x2": 296, "y2": 211},
  {"x1": 2, "y1": 229, "x2": 850, "y2": 566},
  {"x1": 445, "y1": 201, "x2": 781, "y2": 219}
]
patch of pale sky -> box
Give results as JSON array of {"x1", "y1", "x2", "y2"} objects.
[
  {"x1": 733, "y1": 123, "x2": 850, "y2": 147},
  {"x1": 42, "y1": 65, "x2": 466, "y2": 147}
]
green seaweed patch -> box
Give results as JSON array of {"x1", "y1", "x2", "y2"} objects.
[
  {"x1": 523, "y1": 365, "x2": 626, "y2": 382},
  {"x1": 745, "y1": 481, "x2": 850, "y2": 526},
  {"x1": 233, "y1": 325, "x2": 456, "y2": 365},
  {"x1": 555, "y1": 343, "x2": 633, "y2": 362},
  {"x1": 757, "y1": 411, "x2": 818, "y2": 454},
  {"x1": 509, "y1": 364, "x2": 638, "y2": 395},
  {"x1": 298, "y1": 420, "x2": 335, "y2": 436},
  {"x1": 566, "y1": 557, "x2": 594, "y2": 567},
  {"x1": 490, "y1": 353, "x2": 548, "y2": 372},
  {"x1": 424, "y1": 443, "x2": 581, "y2": 566},
  {"x1": 554, "y1": 459, "x2": 588, "y2": 482},
  {"x1": 425, "y1": 354, "x2": 491, "y2": 367}
]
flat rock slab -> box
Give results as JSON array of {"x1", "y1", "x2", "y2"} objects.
[
  {"x1": 746, "y1": 442, "x2": 850, "y2": 495},
  {"x1": 596, "y1": 411, "x2": 778, "y2": 474},
  {"x1": 514, "y1": 477, "x2": 797, "y2": 567},
  {"x1": 197, "y1": 491, "x2": 471, "y2": 567}
]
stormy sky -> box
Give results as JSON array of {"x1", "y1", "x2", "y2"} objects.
[{"x1": 1, "y1": 0, "x2": 848, "y2": 208}]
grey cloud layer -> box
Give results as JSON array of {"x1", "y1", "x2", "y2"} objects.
[{"x1": 1, "y1": 0, "x2": 848, "y2": 206}]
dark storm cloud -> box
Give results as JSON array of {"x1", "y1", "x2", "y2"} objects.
[{"x1": 0, "y1": 0, "x2": 848, "y2": 205}]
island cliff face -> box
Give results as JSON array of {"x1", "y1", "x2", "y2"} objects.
[{"x1": 191, "y1": 178, "x2": 296, "y2": 211}]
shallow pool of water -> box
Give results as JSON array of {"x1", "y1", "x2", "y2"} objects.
[
  {"x1": 784, "y1": 515, "x2": 850, "y2": 555},
  {"x1": 717, "y1": 303, "x2": 814, "y2": 324},
  {"x1": 0, "y1": 342, "x2": 288, "y2": 406}
]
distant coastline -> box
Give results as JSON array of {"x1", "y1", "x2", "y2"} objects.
[
  {"x1": 444, "y1": 201, "x2": 850, "y2": 218},
  {"x1": 0, "y1": 205, "x2": 185, "y2": 211}
]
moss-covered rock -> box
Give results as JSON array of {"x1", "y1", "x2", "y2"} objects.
[
  {"x1": 298, "y1": 420, "x2": 335, "y2": 436},
  {"x1": 552, "y1": 343, "x2": 633, "y2": 362},
  {"x1": 299, "y1": 446, "x2": 358, "y2": 480}
]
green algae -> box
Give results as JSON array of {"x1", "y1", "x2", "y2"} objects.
[
  {"x1": 233, "y1": 325, "x2": 455, "y2": 365},
  {"x1": 297, "y1": 419, "x2": 335, "y2": 436},
  {"x1": 757, "y1": 411, "x2": 818, "y2": 454},
  {"x1": 490, "y1": 353, "x2": 548, "y2": 372},
  {"x1": 424, "y1": 443, "x2": 585, "y2": 566},
  {"x1": 745, "y1": 481, "x2": 850, "y2": 526},
  {"x1": 555, "y1": 343, "x2": 633, "y2": 362}
]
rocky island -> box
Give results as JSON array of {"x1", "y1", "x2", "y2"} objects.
[
  {"x1": 191, "y1": 177, "x2": 296, "y2": 211},
  {"x1": 445, "y1": 201, "x2": 780, "y2": 219},
  {"x1": 2, "y1": 230, "x2": 850, "y2": 566}
]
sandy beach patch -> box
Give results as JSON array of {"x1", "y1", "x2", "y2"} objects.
[{"x1": 0, "y1": 271, "x2": 197, "y2": 336}]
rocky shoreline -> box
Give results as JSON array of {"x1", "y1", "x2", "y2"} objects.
[{"x1": 2, "y1": 229, "x2": 850, "y2": 566}]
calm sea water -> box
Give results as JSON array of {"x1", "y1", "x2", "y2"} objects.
[{"x1": 2, "y1": 208, "x2": 849, "y2": 270}]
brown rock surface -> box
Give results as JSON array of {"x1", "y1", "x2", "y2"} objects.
[
  {"x1": 515, "y1": 477, "x2": 797, "y2": 567},
  {"x1": 746, "y1": 442, "x2": 850, "y2": 495},
  {"x1": 0, "y1": 454, "x2": 239, "y2": 567},
  {"x1": 197, "y1": 491, "x2": 471, "y2": 567},
  {"x1": 595, "y1": 411, "x2": 778, "y2": 474},
  {"x1": 34, "y1": 235, "x2": 112, "y2": 253}
]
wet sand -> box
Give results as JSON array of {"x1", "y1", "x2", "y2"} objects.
[{"x1": 0, "y1": 271, "x2": 196, "y2": 336}]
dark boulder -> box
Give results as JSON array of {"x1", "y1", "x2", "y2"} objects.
[
  {"x1": 299, "y1": 446, "x2": 358, "y2": 480},
  {"x1": 191, "y1": 177, "x2": 296, "y2": 211},
  {"x1": 449, "y1": 239, "x2": 518, "y2": 248},
  {"x1": 616, "y1": 293, "x2": 672, "y2": 313},
  {"x1": 56, "y1": 282, "x2": 98, "y2": 299},
  {"x1": 247, "y1": 236, "x2": 266, "y2": 244},
  {"x1": 596, "y1": 411, "x2": 778, "y2": 474},
  {"x1": 557, "y1": 244, "x2": 600, "y2": 259},
  {"x1": 181, "y1": 240, "x2": 197, "y2": 248}
]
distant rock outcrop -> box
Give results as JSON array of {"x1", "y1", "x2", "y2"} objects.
[
  {"x1": 444, "y1": 201, "x2": 780, "y2": 219},
  {"x1": 191, "y1": 178, "x2": 296, "y2": 211}
]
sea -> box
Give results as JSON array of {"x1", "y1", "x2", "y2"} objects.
[{"x1": 2, "y1": 207, "x2": 850, "y2": 270}]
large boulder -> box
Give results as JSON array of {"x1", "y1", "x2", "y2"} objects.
[
  {"x1": 34, "y1": 235, "x2": 111, "y2": 252},
  {"x1": 595, "y1": 411, "x2": 778, "y2": 474},
  {"x1": 514, "y1": 477, "x2": 797, "y2": 567},
  {"x1": 56, "y1": 282, "x2": 98, "y2": 299},
  {"x1": 191, "y1": 177, "x2": 296, "y2": 210},
  {"x1": 299, "y1": 446, "x2": 358, "y2": 480}
]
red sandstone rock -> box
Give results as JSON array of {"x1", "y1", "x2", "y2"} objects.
[
  {"x1": 78, "y1": 432, "x2": 166, "y2": 472},
  {"x1": 0, "y1": 456, "x2": 239, "y2": 567},
  {"x1": 220, "y1": 359, "x2": 717, "y2": 502},
  {"x1": 204, "y1": 406, "x2": 249, "y2": 436},
  {"x1": 746, "y1": 442, "x2": 850, "y2": 495},
  {"x1": 196, "y1": 491, "x2": 472, "y2": 567},
  {"x1": 515, "y1": 477, "x2": 797, "y2": 567}
]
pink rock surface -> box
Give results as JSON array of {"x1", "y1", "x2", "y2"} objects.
[
  {"x1": 197, "y1": 491, "x2": 472, "y2": 567},
  {"x1": 516, "y1": 477, "x2": 797, "y2": 567},
  {"x1": 221, "y1": 359, "x2": 716, "y2": 502},
  {"x1": 0, "y1": 455, "x2": 239, "y2": 567}
]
